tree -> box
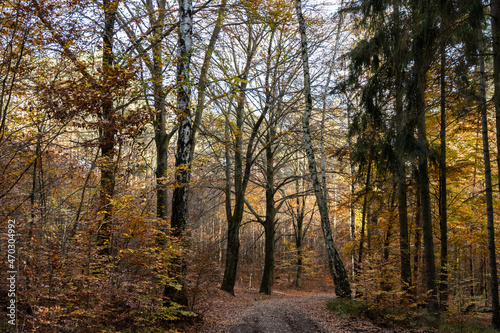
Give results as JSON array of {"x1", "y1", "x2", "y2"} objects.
[
  {"x1": 492, "y1": 0, "x2": 500, "y2": 198},
  {"x1": 348, "y1": 0, "x2": 413, "y2": 292},
  {"x1": 171, "y1": 0, "x2": 194, "y2": 234},
  {"x1": 479, "y1": 27, "x2": 500, "y2": 329},
  {"x1": 219, "y1": 14, "x2": 268, "y2": 295},
  {"x1": 97, "y1": 0, "x2": 119, "y2": 254},
  {"x1": 295, "y1": 0, "x2": 351, "y2": 298}
]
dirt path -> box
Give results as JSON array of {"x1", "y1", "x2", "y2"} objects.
[
  {"x1": 228, "y1": 295, "x2": 329, "y2": 333},
  {"x1": 184, "y1": 287, "x2": 426, "y2": 332}
]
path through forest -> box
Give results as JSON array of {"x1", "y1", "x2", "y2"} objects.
[
  {"x1": 228, "y1": 295, "x2": 329, "y2": 332},
  {"x1": 185, "y1": 287, "x2": 427, "y2": 332}
]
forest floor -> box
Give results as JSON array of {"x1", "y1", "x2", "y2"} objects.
[{"x1": 180, "y1": 286, "x2": 440, "y2": 333}]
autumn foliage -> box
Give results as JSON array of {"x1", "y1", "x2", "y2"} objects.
[{"x1": 1, "y1": 0, "x2": 500, "y2": 332}]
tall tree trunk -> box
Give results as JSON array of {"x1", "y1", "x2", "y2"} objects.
[
  {"x1": 220, "y1": 69, "x2": 248, "y2": 295},
  {"x1": 260, "y1": 113, "x2": 276, "y2": 295},
  {"x1": 164, "y1": 0, "x2": 193, "y2": 308},
  {"x1": 294, "y1": 0, "x2": 351, "y2": 298},
  {"x1": 260, "y1": 182, "x2": 276, "y2": 294},
  {"x1": 383, "y1": 183, "x2": 397, "y2": 262},
  {"x1": 295, "y1": 206, "x2": 305, "y2": 288},
  {"x1": 479, "y1": 32, "x2": 500, "y2": 329},
  {"x1": 171, "y1": 0, "x2": 193, "y2": 234},
  {"x1": 221, "y1": 25, "x2": 265, "y2": 294},
  {"x1": 97, "y1": 0, "x2": 118, "y2": 254},
  {"x1": 221, "y1": 109, "x2": 238, "y2": 294},
  {"x1": 413, "y1": 189, "x2": 422, "y2": 296},
  {"x1": 439, "y1": 45, "x2": 448, "y2": 311},
  {"x1": 348, "y1": 103, "x2": 356, "y2": 277},
  {"x1": 148, "y1": 0, "x2": 169, "y2": 219},
  {"x1": 415, "y1": 67, "x2": 437, "y2": 312},
  {"x1": 293, "y1": 175, "x2": 307, "y2": 288},
  {"x1": 29, "y1": 126, "x2": 43, "y2": 242},
  {"x1": 392, "y1": 0, "x2": 411, "y2": 293},
  {"x1": 357, "y1": 161, "x2": 371, "y2": 272},
  {"x1": 492, "y1": 0, "x2": 500, "y2": 196}
]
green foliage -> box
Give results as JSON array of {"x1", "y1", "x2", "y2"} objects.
[
  {"x1": 439, "y1": 321, "x2": 499, "y2": 333},
  {"x1": 136, "y1": 303, "x2": 197, "y2": 328},
  {"x1": 328, "y1": 298, "x2": 368, "y2": 318}
]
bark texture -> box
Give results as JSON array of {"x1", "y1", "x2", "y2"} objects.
[
  {"x1": 97, "y1": 0, "x2": 118, "y2": 254},
  {"x1": 171, "y1": 0, "x2": 193, "y2": 234}
]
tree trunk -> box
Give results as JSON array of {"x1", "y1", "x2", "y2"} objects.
[
  {"x1": 413, "y1": 189, "x2": 422, "y2": 296},
  {"x1": 148, "y1": 0, "x2": 169, "y2": 219},
  {"x1": 295, "y1": 210, "x2": 304, "y2": 288},
  {"x1": 171, "y1": 0, "x2": 193, "y2": 234},
  {"x1": 416, "y1": 74, "x2": 438, "y2": 313},
  {"x1": 294, "y1": 176, "x2": 306, "y2": 288},
  {"x1": 393, "y1": 0, "x2": 411, "y2": 293},
  {"x1": 479, "y1": 31, "x2": 500, "y2": 328},
  {"x1": 383, "y1": 184, "x2": 397, "y2": 262},
  {"x1": 492, "y1": 0, "x2": 500, "y2": 197},
  {"x1": 357, "y1": 160, "x2": 371, "y2": 272},
  {"x1": 164, "y1": 0, "x2": 193, "y2": 308},
  {"x1": 295, "y1": 0, "x2": 351, "y2": 298},
  {"x1": 221, "y1": 215, "x2": 240, "y2": 295},
  {"x1": 439, "y1": 45, "x2": 448, "y2": 312},
  {"x1": 348, "y1": 103, "x2": 356, "y2": 277},
  {"x1": 97, "y1": 0, "x2": 118, "y2": 255},
  {"x1": 220, "y1": 24, "x2": 266, "y2": 294},
  {"x1": 260, "y1": 221, "x2": 275, "y2": 294},
  {"x1": 260, "y1": 116, "x2": 276, "y2": 295}
]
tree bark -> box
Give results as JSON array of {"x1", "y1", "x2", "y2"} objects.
[
  {"x1": 171, "y1": 0, "x2": 193, "y2": 234},
  {"x1": 97, "y1": 0, "x2": 118, "y2": 255},
  {"x1": 492, "y1": 0, "x2": 500, "y2": 197},
  {"x1": 295, "y1": 0, "x2": 351, "y2": 298},
  {"x1": 260, "y1": 118, "x2": 276, "y2": 295},
  {"x1": 392, "y1": 0, "x2": 412, "y2": 293},
  {"x1": 438, "y1": 44, "x2": 448, "y2": 312},
  {"x1": 415, "y1": 67, "x2": 437, "y2": 312},
  {"x1": 479, "y1": 31, "x2": 500, "y2": 328},
  {"x1": 147, "y1": 0, "x2": 169, "y2": 219},
  {"x1": 357, "y1": 160, "x2": 371, "y2": 273},
  {"x1": 295, "y1": 207, "x2": 305, "y2": 288},
  {"x1": 413, "y1": 188, "x2": 422, "y2": 296}
]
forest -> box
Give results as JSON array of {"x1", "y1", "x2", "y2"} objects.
[{"x1": 1, "y1": 0, "x2": 500, "y2": 332}]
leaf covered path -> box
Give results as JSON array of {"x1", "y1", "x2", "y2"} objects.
[
  {"x1": 228, "y1": 295, "x2": 329, "y2": 333},
  {"x1": 184, "y1": 287, "x2": 435, "y2": 332}
]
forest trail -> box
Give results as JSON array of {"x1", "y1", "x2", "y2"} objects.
[
  {"x1": 185, "y1": 287, "x2": 409, "y2": 332},
  {"x1": 228, "y1": 294, "x2": 330, "y2": 333}
]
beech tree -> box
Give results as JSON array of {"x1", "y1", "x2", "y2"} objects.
[{"x1": 219, "y1": 18, "x2": 267, "y2": 294}]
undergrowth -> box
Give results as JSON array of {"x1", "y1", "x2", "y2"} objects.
[{"x1": 328, "y1": 297, "x2": 496, "y2": 332}]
